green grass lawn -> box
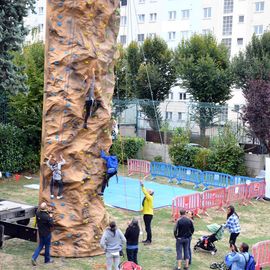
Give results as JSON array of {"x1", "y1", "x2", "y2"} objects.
[{"x1": 0, "y1": 174, "x2": 270, "y2": 270}]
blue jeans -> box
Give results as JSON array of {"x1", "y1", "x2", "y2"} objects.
[
  {"x1": 176, "y1": 237, "x2": 189, "y2": 260},
  {"x1": 126, "y1": 248, "x2": 138, "y2": 264},
  {"x1": 32, "y1": 234, "x2": 51, "y2": 263}
]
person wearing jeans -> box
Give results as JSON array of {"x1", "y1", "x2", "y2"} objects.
[
  {"x1": 174, "y1": 209, "x2": 194, "y2": 270},
  {"x1": 140, "y1": 180, "x2": 154, "y2": 245},
  {"x1": 100, "y1": 221, "x2": 126, "y2": 270},
  {"x1": 31, "y1": 202, "x2": 54, "y2": 266},
  {"x1": 224, "y1": 205, "x2": 241, "y2": 245},
  {"x1": 125, "y1": 218, "x2": 140, "y2": 264}
]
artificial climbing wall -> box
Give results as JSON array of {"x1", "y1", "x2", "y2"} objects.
[{"x1": 40, "y1": 0, "x2": 120, "y2": 257}]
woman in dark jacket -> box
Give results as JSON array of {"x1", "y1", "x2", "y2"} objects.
[{"x1": 124, "y1": 218, "x2": 140, "y2": 264}]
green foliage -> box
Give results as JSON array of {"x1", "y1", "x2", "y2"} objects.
[
  {"x1": 153, "y1": 155, "x2": 163, "y2": 162},
  {"x1": 207, "y1": 126, "x2": 246, "y2": 175},
  {"x1": 0, "y1": 124, "x2": 26, "y2": 172},
  {"x1": 174, "y1": 34, "x2": 233, "y2": 135},
  {"x1": 232, "y1": 32, "x2": 270, "y2": 92},
  {"x1": 0, "y1": 1, "x2": 35, "y2": 121},
  {"x1": 110, "y1": 137, "x2": 145, "y2": 163},
  {"x1": 194, "y1": 148, "x2": 212, "y2": 171}
]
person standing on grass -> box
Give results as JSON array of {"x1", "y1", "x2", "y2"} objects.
[
  {"x1": 186, "y1": 210, "x2": 194, "y2": 265},
  {"x1": 100, "y1": 221, "x2": 126, "y2": 270},
  {"x1": 125, "y1": 218, "x2": 140, "y2": 264},
  {"x1": 174, "y1": 209, "x2": 194, "y2": 270},
  {"x1": 140, "y1": 180, "x2": 154, "y2": 245},
  {"x1": 224, "y1": 205, "x2": 241, "y2": 245},
  {"x1": 31, "y1": 202, "x2": 54, "y2": 266}
]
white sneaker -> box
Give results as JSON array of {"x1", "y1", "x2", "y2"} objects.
[
  {"x1": 57, "y1": 195, "x2": 63, "y2": 199},
  {"x1": 50, "y1": 195, "x2": 54, "y2": 199}
]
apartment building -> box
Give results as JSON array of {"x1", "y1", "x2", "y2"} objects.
[{"x1": 119, "y1": 0, "x2": 270, "y2": 128}]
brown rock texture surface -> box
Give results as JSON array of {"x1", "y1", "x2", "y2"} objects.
[{"x1": 40, "y1": 0, "x2": 120, "y2": 257}]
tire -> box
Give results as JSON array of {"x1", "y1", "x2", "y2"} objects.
[{"x1": 16, "y1": 218, "x2": 30, "y2": 226}]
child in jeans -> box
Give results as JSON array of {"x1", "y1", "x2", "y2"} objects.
[{"x1": 46, "y1": 154, "x2": 66, "y2": 199}]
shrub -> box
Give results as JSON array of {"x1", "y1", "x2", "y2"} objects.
[
  {"x1": 194, "y1": 148, "x2": 212, "y2": 171},
  {"x1": 207, "y1": 125, "x2": 246, "y2": 175},
  {"x1": 110, "y1": 136, "x2": 145, "y2": 163},
  {"x1": 153, "y1": 155, "x2": 163, "y2": 162},
  {"x1": 0, "y1": 124, "x2": 26, "y2": 172}
]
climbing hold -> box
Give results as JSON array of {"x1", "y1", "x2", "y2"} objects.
[
  {"x1": 57, "y1": 21, "x2": 62, "y2": 27},
  {"x1": 60, "y1": 214, "x2": 65, "y2": 219},
  {"x1": 81, "y1": 180, "x2": 84, "y2": 184},
  {"x1": 83, "y1": 218, "x2": 89, "y2": 224},
  {"x1": 61, "y1": 202, "x2": 65, "y2": 207},
  {"x1": 54, "y1": 61, "x2": 60, "y2": 65},
  {"x1": 49, "y1": 47, "x2": 55, "y2": 51},
  {"x1": 66, "y1": 103, "x2": 71, "y2": 107},
  {"x1": 67, "y1": 233, "x2": 72, "y2": 238},
  {"x1": 58, "y1": 2, "x2": 64, "y2": 7},
  {"x1": 47, "y1": 140, "x2": 52, "y2": 144},
  {"x1": 84, "y1": 203, "x2": 89, "y2": 207},
  {"x1": 70, "y1": 214, "x2": 76, "y2": 220},
  {"x1": 50, "y1": 202, "x2": 55, "y2": 207},
  {"x1": 55, "y1": 135, "x2": 59, "y2": 140},
  {"x1": 58, "y1": 14, "x2": 63, "y2": 19},
  {"x1": 64, "y1": 110, "x2": 67, "y2": 114},
  {"x1": 94, "y1": 235, "x2": 99, "y2": 239},
  {"x1": 68, "y1": 40, "x2": 72, "y2": 45}
]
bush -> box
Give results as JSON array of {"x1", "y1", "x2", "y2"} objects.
[
  {"x1": 207, "y1": 125, "x2": 246, "y2": 175},
  {"x1": 0, "y1": 124, "x2": 26, "y2": 172},
  {"x1": 194, "y1": 148, "x2": 212, "y2": 171},
  {"x1": 110, "y1": 136, "x2": 145, "y2": 163},
  {"x1": 153, "y1": 155, "x2": 163, "y2": 162}
]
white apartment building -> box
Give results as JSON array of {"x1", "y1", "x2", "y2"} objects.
[
  {"x1": 24, "y1": 0, "x2": 46, "y2": 43},
  {"x1": 119, "y1": 0, "x2": 270, "y2": 129}
]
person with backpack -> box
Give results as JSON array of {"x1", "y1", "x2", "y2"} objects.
[
  {"x1": 99, "y1": 150, "x2": 118, "y2": 196},
  {"x1": 124, "y1": 218, "x2": 140, "y2": 264},
  {"x1": 225, "y1": 242, "x2": 256, "y2": 270},
  {"x1": 224, "y1": 205, "x2": 241, "y2": 245},
  {"x1": 46, "y1": 154, "x2": 66, "y2": 199},
  {"x1": 100, "y1": 221, "x2": 126, "y2": 270},
  {"x1": 140, "y1": 180, "x2": 154, "y2": 245},
  {"x1": 174, "y1": 209, "x2": 194, "y2": 270}
]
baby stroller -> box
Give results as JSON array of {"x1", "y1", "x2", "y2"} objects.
[{"x1": 194, "y1": 224, "x2": 224, "y2": 254}]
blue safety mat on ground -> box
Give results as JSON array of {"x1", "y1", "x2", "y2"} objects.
[{"x1": 104, "y1": 176, "x2": 198, "y2": 211}]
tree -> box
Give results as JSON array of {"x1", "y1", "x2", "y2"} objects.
[
  {"x1": 243, "y1": 79, "x2": 270, "y2": 153},
  {"x1": 0, "y1": 1, "x2": 35, "y2": 122},
  {"x1": 175, "y1": 34, "x2": 233, "y2": 136},
  {"x1": 232, "y1": 32, "x2": 270, "y2": 92},
  {"x1": 115, "y1": 37, "x2": 176, "y2": 130}
]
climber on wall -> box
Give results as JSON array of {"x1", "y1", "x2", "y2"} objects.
[
  {"x1": 99, "y1": 150, "x2": 118, "y2": 196},
  {"x1": 46, "y1": 154, "x2": 66, "y2": 199},
  {"x1": 83, "y1": 67, "x2": 102, "y2": 129}
]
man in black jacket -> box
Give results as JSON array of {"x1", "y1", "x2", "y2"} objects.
[
  {"x1": 31, "y1": 202, "x2": 54, "y2": 266},
  {"x1": 174, "y1": 209, "x2": 194, "y2": 270}
]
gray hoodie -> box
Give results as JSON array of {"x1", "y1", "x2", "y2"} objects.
[{"x1": 100, "y1": 228, "x2": 126, "y2": 253}]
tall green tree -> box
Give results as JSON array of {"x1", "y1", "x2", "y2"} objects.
[
  {"x1": 0, "y1": 0, "x2": 35, "y2": 122},
  {"x1": 232, "y1": 32, "x2": 270, "y2": 92},
  {"x1": 175, "y1": 34, "x2": 233, "y2": 136},
  {"x1": 115, "y1": 37, "x2": 176, "y2": 130}
]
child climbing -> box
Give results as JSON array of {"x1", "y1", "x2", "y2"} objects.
[
  {"x1": 111, "y1": 118, "x2": 119, "y2": 141},
  {"x1": 46, "y1": 154, "x2": 66, "y2": 199},
  {"x1": 99, "y1": 150, "x2": 118, "y2": 196},
  {"x1": 83, "y1": 67, "x2": 102, "y2": 129}
]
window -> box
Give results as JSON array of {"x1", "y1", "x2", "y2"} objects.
[
  {"x1": 38, "y1": 24, "x2": 44, "y2": 31},
  {"x1": 220, "y1": 105, "x2": 228, "y2": 122},
  {"x1": 179, "y1": 93, "x2": 187, "y2": 100},
  {"x1": 138, "y1": 0, "x2": 145, "y2": 3},
  {"x1": 202, "y1": 29, "x2": 211, "y2": 35},
  {"x1": 120, "y1": 35, "x2": 127, "y2": 45},
  {"x1": 169, "y1": 11, "x2": 176, "y2": 20},
  {"x1": 223, "y1": 16, "x2": 233, "y2": 35},
  {"x1": 237, "y1": 38, "x2": 243, "y2": 45},
  {"x1": 150, "y1": 13, "x2": 157, "y2": 22},
  {"x1": 180, "y1": 31, "x2": 189, "y2": 40},
  {"x1": 254, "y1": 25, "x2": 263, "y2": 35},
  {"x1": 138, "y1": 34, "x2": 144, "y2": 42},
  {"x1": 38, "y1": 7, "x2": 44, "y2": 14},
  {"x1": 121, "y1": 0, "x2": 127, "y2": 6},
  {"x1": 238, "y1": 15, "x2": 244, "y2": 23},
  {"x1": 168, "y1": 31, "x2": 176, "y2": 40},
  {"x1": 166, "y1": 112, "x2": 172, "y2": 120},
  {"x1": 203, "y1": 7, "x2": 212, "y2": 18},
  {"x1": 138, "y1": 14, "x2": 145, "y2": 23},
  {"x1": 149, "y1": 33, "x2": 156, "y2": 38},
  {"x1": 222, "y1": 38, "x2": 232, "y2": 54},
  {"x1": 224, "y1": 0, "x2": 234, "y2": 13},
  {"x1": 120, "y1": 16, "x2": 127, "y2": 26},
  {"x1": 178, "y1": 112, "x2": 183, "y2": 121},
  {"x1": 234, "y1": 104, "x2": 240, "y2": 112},
  {"x1": 255, "y1": 1, "x2": 264, "y2": 12},
  {"x1": 181, "y1": 9, "x2": 190, "y2": 19},
  {"x1": 170, "y1": 92, "x2": 174, "y2": 99}
]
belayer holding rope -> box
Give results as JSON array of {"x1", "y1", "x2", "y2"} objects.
[
  {"x1": 99, "y1": 150, "x2": 118, "y2": 196},
  {"x1": 46, "y1": 154, "x2": 66, "y2": 199},
  {"x1": 83, "y1": 67, "x2": 102, "y2": 129}
]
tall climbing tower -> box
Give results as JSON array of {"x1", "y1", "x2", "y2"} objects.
[{"x1": 40, "y1": 0, "x2": 120, "y2": 257}]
